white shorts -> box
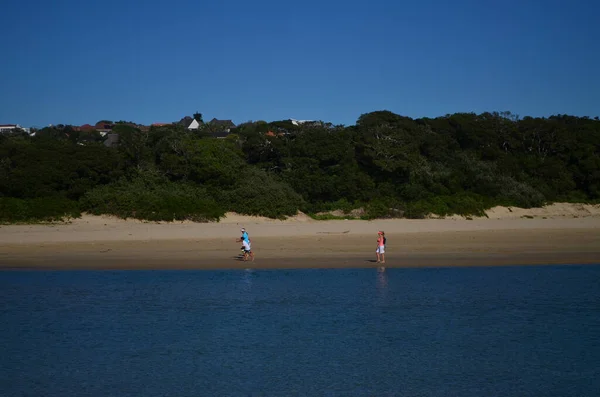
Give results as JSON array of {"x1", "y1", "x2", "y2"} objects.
[
  {"x1": 242, "y1": 241, "x2": 251, "y2": 251},
  {"x1": 376, "y1": 246, "x2": 385, "y2": 254}
]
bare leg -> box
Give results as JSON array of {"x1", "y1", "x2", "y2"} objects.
[{"x1": 380, "y1": 253, "x2": 385, "y2": 264}]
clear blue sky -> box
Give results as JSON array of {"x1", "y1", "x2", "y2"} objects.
[{"x1": 1, "y1": 0, "x2": 598, "y2": 127}]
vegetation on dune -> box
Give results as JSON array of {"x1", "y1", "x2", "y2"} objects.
[
  {"x1": 0, "y1": 196, "x2": 80, "y2": 224},
  {"x1": 79, "y1": 169, "x2": 224, "y2": 222},
  {"x1": 0, "y1": 111, "x2": 599, "y2": 223}
]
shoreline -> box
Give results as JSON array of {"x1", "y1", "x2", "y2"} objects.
[
  {"x1": 2, "y1": 204, "x2": 600, "y2": 271},
  {"x1": 1, "y1": 218, "x2": 599, "y2": 270}
]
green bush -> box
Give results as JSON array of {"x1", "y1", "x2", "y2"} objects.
[
  {"x1": 79, "y1": 170, "x2": 224, "y2": 222},
  {"x1": 221, "y1": 168, "x2": 304, "y2": 219},
  {"x1": 302, "y1": 198, "x2": 361, "y2": 215},
  {"x1": 411, "y1": 196, "x2": 450, "y2": 217},
  {"x1": 363, "y1": 199, "x2": 391, "y2": 219},
  {"x1": 0, "y1": 197, "x2": 80, "y2": 223},
  {"x1": 404, "y1": 193, "x2": 488, "y2": 219},
  {"x1": 362, "y1": 198, "x2": 405, "y2": 220},
  {"x1": 404, "y1": 201, "x2": 431, "y2": 219},
  {"x1": 443, "y1": 193, "x2": 487, "y2": 216},
  {"x1": 308, "y1": 213, "x2": 356, "y2": 220},
  {"x1": 0, "y1": 138, "x2": 123, "y2": 200},
  {"x1": 495, "y1": 176, "x2": 545, "y2": 208}
]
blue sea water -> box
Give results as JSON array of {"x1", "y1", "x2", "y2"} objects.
[{"x1": 1, "y1": 265, "x2": 599, "y2": 397}]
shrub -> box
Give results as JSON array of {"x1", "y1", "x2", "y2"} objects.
[
  {"x1": 79, "y1": 171, "x2": 224, "y2": 222},
  {"x1": 0, "y1": 197, "x2": 80, "y2": 223},
  {"x1": 404, "y1": 201, "x2": 431, "y2": 219},
  {"x1": 404, "y1": 193, "x2": 488, "y2": 219},
  {"x1": 221, "y1": 168, "x2": 304, "y2": 219},
  {"x1": 309, "y1": 213, "x2": 356, "y2": 220},
  {"x1": 301, "y1": 198, "x2": 361, "y2": 215},
  {"x1": 363, "y1": 199, "x2": 392, "y2": 219},
  {"x1": 362, "y1": 197, "x2": 405, "y2": 220},
  {"x1": 495, "y1": 176, "x2": 545, "y2": 208},
  {"x1": 443, "y1": 193, "x2": 487, "y2": 216}
]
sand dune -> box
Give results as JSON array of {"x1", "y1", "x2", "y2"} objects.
[{"x1": 483, "y1": 203, "x2": 600, "y2": 219}]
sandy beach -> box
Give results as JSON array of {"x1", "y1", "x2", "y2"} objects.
[{"x1": 1, "y1": 203, "x2": 599, "y2": 270}]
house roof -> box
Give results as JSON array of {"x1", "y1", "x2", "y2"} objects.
[
  {"x1": 209, "y1": 118, "x2": 236, "y2": 128},
  {"x1": 95, "y1": 122, "x2": 114, "y2": 129},
  {"x1": 178, "y1": 116, "x2": 196, "y2": 128},
  {"x1": 0, "y1": 124, "x2": 18, "y2": 127}
]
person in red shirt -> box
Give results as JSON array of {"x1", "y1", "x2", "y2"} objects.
[{"x1": 376, "y1": 231, "x2": 386, "y2": 264}]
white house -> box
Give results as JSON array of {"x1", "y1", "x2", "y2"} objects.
[
  {"x1": 187, "y1": 119, "x2": 200, "y2": 130},
  {"x1": 0, "y1": 124, "x2": 30, "y2": 134},
  {"x1": 290, "y1": 119, "x2": 311, "y2": 126},
  {"x1": 290, "y1": 118, "x2": 321, "y2": 126}
]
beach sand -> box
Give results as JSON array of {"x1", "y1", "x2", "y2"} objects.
[{"x1": 1, "y1": 203, "x2": 599, "y2": 270}]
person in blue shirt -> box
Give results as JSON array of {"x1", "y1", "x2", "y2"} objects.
[
  {"x1": 241, "y1": 228, "x2": 249, "y2": 243},
  {"x1": 237, "y1": 228, "x2": 254, "y2": 261}
]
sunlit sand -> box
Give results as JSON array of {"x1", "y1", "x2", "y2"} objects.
[{"x1": 1, "y1": 203, "x2": 599, "y2": 270}]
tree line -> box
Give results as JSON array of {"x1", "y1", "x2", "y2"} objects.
[{"x1": 1, "y1": 110, "x2": 598, "y2": 223}]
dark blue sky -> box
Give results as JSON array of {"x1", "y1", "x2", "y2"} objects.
[{"x1": 2, "y1": 0, "x2": 598, "y2": 127}]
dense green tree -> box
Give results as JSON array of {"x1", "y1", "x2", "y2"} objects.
[
  {"x1": 1, "y1": 109, "x2": 599, "y2": 223},
  {"x1": 80, "y1": 169, "x2": 223, "y2": 222},
  {"x1": 115, "y1": 123, "x2": 152, "y2": 169},
  {"x1": 0, "y1": 138, "x2": 122, "y2": 200}
]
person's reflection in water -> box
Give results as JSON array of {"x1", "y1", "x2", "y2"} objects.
[
  {"x1": 238, "y1": 269, "x2": 256, "y2": 316},
  {"x1": 242, "y1": 268, "x2": 253, "y2": 292},
  {"x1": 376, "y1": 267, "x2": 389, "y2": 299}
]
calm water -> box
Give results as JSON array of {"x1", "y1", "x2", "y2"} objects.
[{"x1": 1, "y1": 265, "x2": 599, "y2": 397}]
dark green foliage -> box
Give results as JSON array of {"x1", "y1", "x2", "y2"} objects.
[
  {"x1": 80, "y1": 170, "x2": 224, "y2": 222},
  {"x1": 115, "y1": 124, "x2": 153, "y2": 168},
  {"x1": 278, "y1": 126, "x2": 375, "y2": 205},
  {"x1": 364, "y1": 199, "x2": 396, "y2": 219},
  {"x1": 303, "y1": 198, "x2": 361, "y2": 215},
  {"x1": 0, "y1": 138, "x2": 123, "y2": 200},
  {"x1": 1, "y1": 110, "x2": 599, "y2": 223},
  {"x1": 494, "y1": 176, "x2": 546, "y2": 208},
  {"x1": 150, "y1": 128, "x2": 245, "y2": 185},
  {"x1": 0, "y1": 197, "x2": 80, "y2": 223},
  {"x1": 404, "y1": 193, "x2": 488, "y2": 219},
  {"x1": 220, "y1": 168, "x2": 304, "y2": 219}
]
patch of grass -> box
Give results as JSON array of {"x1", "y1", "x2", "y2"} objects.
[{"x1": 308, "y1": 213, "x2": 357, "y2": 220}]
